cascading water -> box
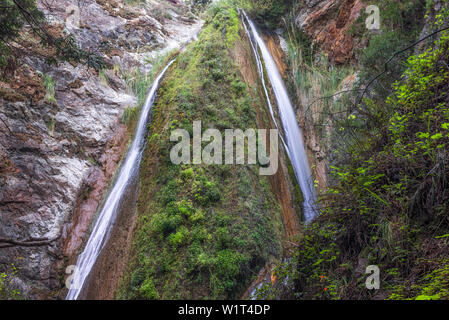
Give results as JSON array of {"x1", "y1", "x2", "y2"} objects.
[
  {"x1": 66, "y1": 60, "x2": 175, "y2": 300},
  {"x1": 241, "y1": 11, "x2": 318, "y2": 222}
]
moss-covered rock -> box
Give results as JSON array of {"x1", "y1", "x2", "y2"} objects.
[{"x1": 117, "y1": 1, "x2": 284, "y2": 300}]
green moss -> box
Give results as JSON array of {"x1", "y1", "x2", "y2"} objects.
[
  {"x1": 43, "y1": 74, "x2": 56, "y2": 103},
  {"x1": 0, "y1": 87, "x2": 26, "y2": 102},
  {"x1": 117, "y1": 1, "x2": 284, "y2": 300},
  {"x1": 233, "y1": 0, "x2": 292, "y2": 28}
]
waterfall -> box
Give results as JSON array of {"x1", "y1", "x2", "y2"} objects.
[
  {"x1": 241, "y1": 11, "x2": 318, "y2": 222},
  {"x1": 66, "y1": 60, "x2": 175, "y2": 300}
]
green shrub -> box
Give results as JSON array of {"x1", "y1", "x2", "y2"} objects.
[
  {"x1": 212, "y1": 249, "x2": 246, "y2": 295},
  {"x1": 233, "y1": 0, "x2": 292, "y2": 27},
  {"x1": 118, "y1": 1, "x2": 283, "y2": 300},
  {"x1": 168, "y1": 226, "x2": 189, "y2": 248},
  {"x1": 284, "y1": 30, "x2": 449, "y2": 300},
  {"x1": 0, "y1": 271, "x2": 21, "y2": 300},
  {"x1": 43, "y1": 74, "x2": 56, "y2": 103},
  {"x1": 139, "y1": 278, "x2": 160, "y2": 300}
]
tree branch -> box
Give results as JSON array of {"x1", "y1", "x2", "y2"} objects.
[
  {"x1": 357, "y1": 25, "x2": 449, "y2": 106},
  {"x1": 0, "y1": 234, "x2": 61, "y2": 249}
]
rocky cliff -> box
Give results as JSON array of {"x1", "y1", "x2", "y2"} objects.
[
  {"x1": 0, "y1": 0, "x2": 202, "y2": 299},
  {"x1": 295, "y1": 0, "x2": 364, "y2": 64}
]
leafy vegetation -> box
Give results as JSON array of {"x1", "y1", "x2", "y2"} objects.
[
  {"x1": 3, "y1": 0, "x2": 446, "y2": 302},
  {"x1": 351, "y1": 0, "x2": 427, "y2": 104},
  {"x1": 271, "y1": 14, "x2": 449, "y2": 300},
  {"x1": 118, "y1": 1, "x2": 284, "y2": 300},
  {"x1": 237, "y1": 0, "x2": 449, "y2": 300},
  {"x1": 0, "y1": 266, "x2": 22, "y2": 300},
  {"x1": 120, "y1": 51, "x2": 178, "y2": 125},
  {"x1": 233, "y1": 0, "x2": 293, "y2": 28},
  {"x1": 0, "y1": 0, "x2": 105, "y2": 77},
  {"x1": 43, "y1": 74, "x2": 56, "y2": 103}
]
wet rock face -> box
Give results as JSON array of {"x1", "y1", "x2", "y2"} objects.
[
  {"x1": 0, "y1": 0, "x2": 202, "y2": 299},
  {"x1": 38, "y1": 0, "x2": 202, "y2": 72},
  {"x1": 296, "y1": 0, "x2": 364, "y2": 64}
]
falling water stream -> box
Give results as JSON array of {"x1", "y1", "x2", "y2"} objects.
[
  {"x1": 66, "y1": 10, "x2": 317, "y2": 300},
  {"x1": 241, "y1": 11, "x2": 318, "y2": 222},
  {"x1": 66, "y1": 60, "x2": 175, "y2": 300}
]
